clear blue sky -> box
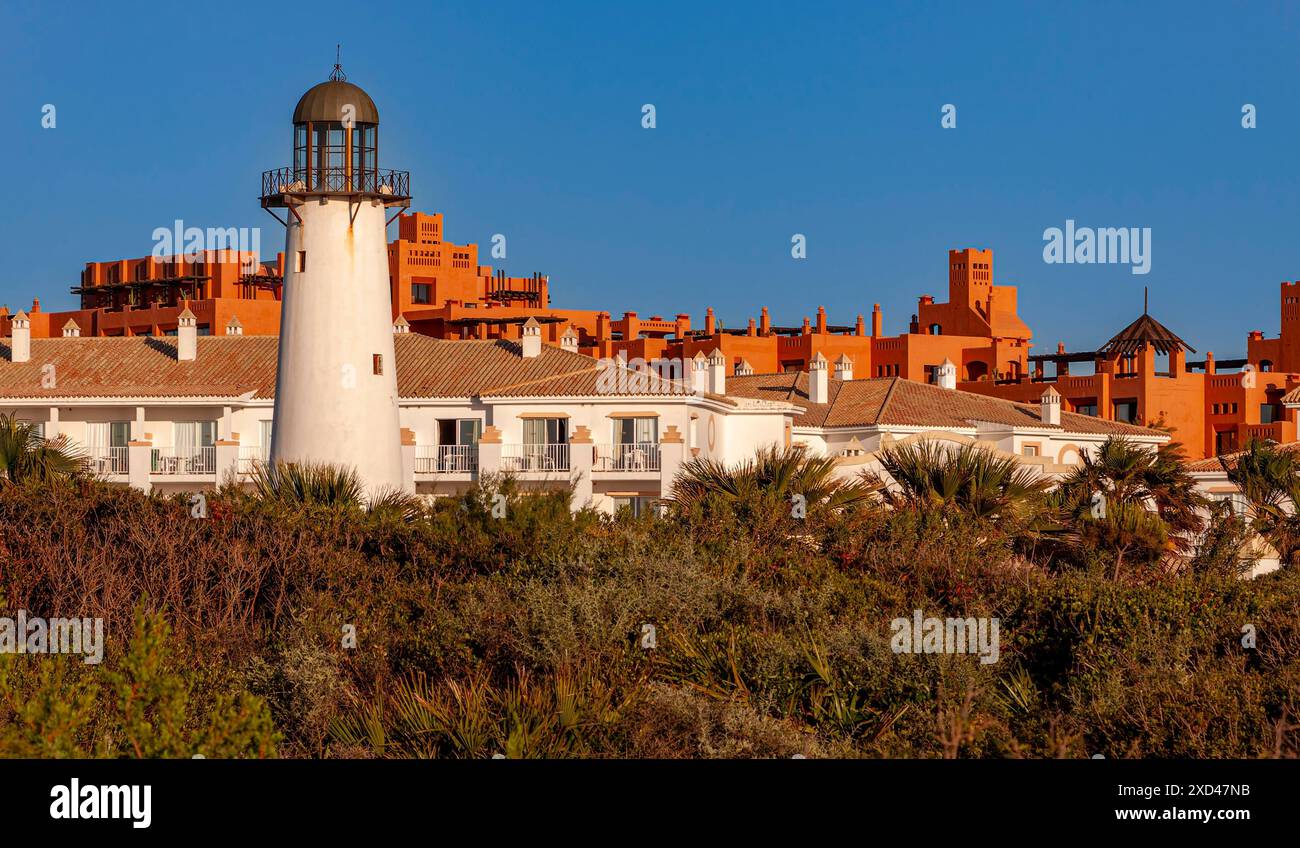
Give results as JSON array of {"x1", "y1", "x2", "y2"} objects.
[{"x1": 3, "y1": 0, "x2": 1298, "y2": 359}]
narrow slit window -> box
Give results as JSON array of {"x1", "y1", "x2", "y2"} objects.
[
  {"x1": 372, "y1": 354, "x2": 383, "y2": 375},
  {"x1": 295, "y1": 251, "x2": 306, "y2": 272}
]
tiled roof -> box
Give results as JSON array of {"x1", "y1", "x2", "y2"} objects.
[
  {"x1": 0, "y1": 335, "x2": 693, "y2": 400},
  {"x1": 1100, "y1": 312, "x2": 1195, "y2": 355},
  {"x1": 725, "y1": 372, "x2": 1164, "y2": 436},
  {"x1": 1184, "y1": 441, "x2": 1300, "y2": 473},
  {"x1": 1281, "y1": 385, "x2": 1300, "y2": 405}
]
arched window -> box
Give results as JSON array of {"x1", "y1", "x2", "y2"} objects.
[
  {"x1": 929, "y1": 323, "x2": 942, "y2": 335},
  {"x1": 965, "y1": 361, "x2": 988, "y2": 381},
  {"x1": 1260, "y1": 360, "x2": 1273, "y2": 372}
]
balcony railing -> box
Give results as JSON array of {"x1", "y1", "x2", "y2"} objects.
[
  {"x1": 594, "y1": 443, "x2": 661, "y2": 472},
  {"x1": 500, "y1": 443, "x2": 570, "y2": 473},
  {"x1": 87, "y1": 446, "x2": 128, "y2": 476},
  {"x1": 151, "y1": 446, "x2": 216, "y2": 476},
  {"x1": 261, "y1": 167, "x2": 410, "y2": 202},
  {"x1": 238, "y1": 445, "x2": 268, "y2": 474},
  {"x1": 415, "y1": 445, "x2": 479, "y2": 474}
]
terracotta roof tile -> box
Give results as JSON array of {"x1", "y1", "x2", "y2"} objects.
[
  {"x1": 726, "y1": 372, "x2": 1164, "y2": 436},
  {"x1": 0, "y1": 335, "x2": 694, "y2": 401}
]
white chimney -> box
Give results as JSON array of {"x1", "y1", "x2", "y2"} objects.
[
  {"x1": 10, "y1": 310, "x2": 30, "y2": 363},
  {"x1": 834, "y1": 353, "x2": 853, "y2": 381},
  {"x1": 393, "y1": 315, "x2": 410, "y2": 334},
  {"x1": 706, "y1": 348, "x2": 727, "y2": 395},
  {"x1": 225, "y1": 315, "x2": 244, "y2": 336},
  {"x1": 691, "y1": 351, "x2": 708, "y2": 394},
  {"x1": 520, "y1": 316, "x2": 542, "y2": 358},
  {"x1": 1040, "y1": 385, "x2": 1062, "y2": 426},
  {"x1": 62, "y1": 319, "x2": 80, "y2": 338},
  {"x1": 177, "y1": 307, "x2": 197, "y2": 362},
  {"x1": 735, "y1": 358, "x2": 754, "y2": 377},
  {"x1": 808, "y1": 352, "x2": 830, "y2": 404},
  {"x1": 560, "y1": 325, "x2": 579, "y2": 352},
  {"x1": 935, "y1": 357, "x2": 957, "y2": 390}
]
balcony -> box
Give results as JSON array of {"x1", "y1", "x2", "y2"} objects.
[
  {"x1": 260, "y1": 167, "x2": 411, "y2": 207},
  {"x1": 594, "y1": 443, "x2": 661, "y2": 473},
  {"x1": 238, "y1": 445, "x2": 268, "y2": 475},
  {"x1": 87, "y1": 446, "x2": 128, "y2": 476},
  {"x1": 151, "y1": 446, "x2": 216, "y2": 476},
  {"x1": 415, "y1": 445, "x2": 479, "y2": 474},
  {"x1": 500, "y1": 444, "x2": 570, "y2": 474}
]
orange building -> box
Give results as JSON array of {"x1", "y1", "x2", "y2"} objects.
[{"x1": 961, "y1": 291, "x2": 1300, "y2": 459}]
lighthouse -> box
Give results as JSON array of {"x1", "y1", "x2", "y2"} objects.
[{"x1": 261, "y1": 63, "x2": 410, "y2": 494}]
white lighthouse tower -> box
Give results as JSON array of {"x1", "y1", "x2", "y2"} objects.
[{"x1": 262, "y1": 63, "x2": 410, "y2": 495}]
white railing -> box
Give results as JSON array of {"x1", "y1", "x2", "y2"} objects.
[
  {"x1": 151, "y1": 446, "x2": 216, "y2": 476},
  {"x1": 86, "y1": 446, "x2": 129, "y2": 476},
  {"x1": 500, "y1": 443, "x2": 570, "y2": 473},
  {"x1": 415, "y1": 444, "x2": 479, "y2": 474},
  {"x1": 238, "y1": 445, "x2": 267, "y2": 474},
  {"x1": 594, "y1": 443, "x2": 661, "y2": 472}
]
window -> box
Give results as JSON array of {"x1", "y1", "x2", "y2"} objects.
[
  {"x1": 372, "y1": 354, "x2": 383, "y2": 375},
  {"x1": 614, "y1": 416, "x2": 657, "y2": 446},
  {"x1": 1261, "y1": 360, "x2": 1273, "y2": 372},
  {"x1": 1113, "y1": 400, "x2": 1138, "y2": 423},
  {"x1": 1261, "y1": 403, "x2": 1279, "y2": 424},
  {"x1": 613, "y1": 496, "x2": 657, "y2": 518},
  {"x1": 259, "y1": 420, "x2": 273, "y2": 461},
  {"x1": 437, "y1": 418, "x2": 482, "y2": 446},
  {"x1": 411, "y1": 283, "x2": 431, "y2": 304},
  {"x1": 1073, "y1": 401, "x2": 1098, "y2": 417},
  {"x1": 524, "y1": 417, "x2": 568, "y2": 445},
  {"x1": 1022, "y1": 445, "x2": 1040, "y2": 457},
  {"x1": 295, "y1": 251, "x2": 306, "y2": 272}
]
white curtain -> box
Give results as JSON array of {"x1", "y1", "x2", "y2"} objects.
[{"x1": 86, "y1": 422, "x2": 110, "y2": 448}]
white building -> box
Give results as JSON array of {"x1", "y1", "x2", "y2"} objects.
[{"x1": 725, "y1": 365, "x2": 1170, "y2": 480}]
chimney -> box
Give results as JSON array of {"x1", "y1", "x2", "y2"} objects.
[
  {"x1": 935, "y1": 357, "x2": 957, "y2": 390},
  {"x1": 871, "y1": 304, "x2": 882, "y2": 338},
  {"x1": 706, "y1": 348, "x2": 726, "y2": 395},
  {"x1": 705, "y1": 307, "x2": 716, "y2": 336},
  {"x1": 815, "y1": 306, "x2": 827, "y2": 334},
  {"x1": 735, "y1": 358, "x2": 754, "y2": 376},
  {"x1": 1205, "y1": 351, "x2": 1216, "y2": 374},
  {"x1": 177, "y1": 307, "x2": 197, "y2": 361},
  {"x1": 393, "y1": 315, "x2": 410, "y2": 334},
  {"x1": 855, "y1": 314, "x2": 865, "y2": 336},
  {"x1": 834, "y1": 353, "x2": 853, "y2": 381},
  {"x1": 808, "y1": 352, "x2": 830, "y2": 404},
  {"x1": 560, "y1": 325, "x2": 579, "y2": 352},
  {"x1": 225, "y1": 315, "x2": 244, "y2": 335},
  {"x1": 62, "y1": 319, "x2": 80, "y2": 338},
  {"x1": 760, "y1": 306, "x2": 771, "y2": 335},
  {"x1": 1040, "y1": 385, "x2": 1062, "y2": 426},
  {"x1": 10, "y1": 310, "x2": 30, "y2": 363},
  {"x1": 520, "y1": 316, "x2": 542, "y2": 358},
  {"x1": 691, "y1": 351, "x2": 708, "y2": 393}
]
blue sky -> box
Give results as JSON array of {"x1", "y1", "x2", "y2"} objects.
[{"x1": 2, "y1": 0, "x2": 1298, "y2": 358}]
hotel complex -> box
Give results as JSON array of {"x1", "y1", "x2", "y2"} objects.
[{"x1": 0, "y1": 70, "x2": 1295, "y2": 519}]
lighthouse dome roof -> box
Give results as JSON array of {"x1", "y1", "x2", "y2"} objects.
[{"x1": 293, "y1": 80, "x2": 379, "y2": 125}]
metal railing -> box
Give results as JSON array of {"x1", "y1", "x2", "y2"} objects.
[
  {"x1": 151, "y1": 446, "x2": 216, "y2": 476},
  {"x1": 500, "y1": 443, "x2": 570, "y2": 473},
  {"x1": 594, "y1": 443, "x2": 661, "y2": 472},
  {"x1": 415, "y1": 444, "x2": 479, "y2": 474},
  {"x1": 238, "y1": 445, "x2": 268, "y2": 474},
  {"x1": 87, "y1": 446, "x2": 128, "y2": 476},
  {"x1": 261, "y1": 167, "x2": 410, "y2": 199}
]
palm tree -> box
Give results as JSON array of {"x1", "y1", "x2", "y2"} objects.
[
  {"x1": 867, "y1": 440, "x2": 1051, "y2": 525},
  {"x1": 670, "y1": 444, "x2": 877, "y2": 519},
  {"x1": 0, "y1": 413, "x2": 86, "y2": 485},
  {"x1": 1222, "y1": 438, "x2": 1300, "y2": 564},
  {"x1": 1055, "y1": 436, "x2": 1207, "y2": 574},
  {"x1": 249, "y1": 461, "x2": 365, "y2": 509}
]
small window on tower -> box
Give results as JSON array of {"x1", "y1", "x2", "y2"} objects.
[
  {"x1": 296, "y1": 251, "x2": 306, "y2": 272},
  {"x1": 373, "y1": 354, "x2": 383, "y2": 375}
]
